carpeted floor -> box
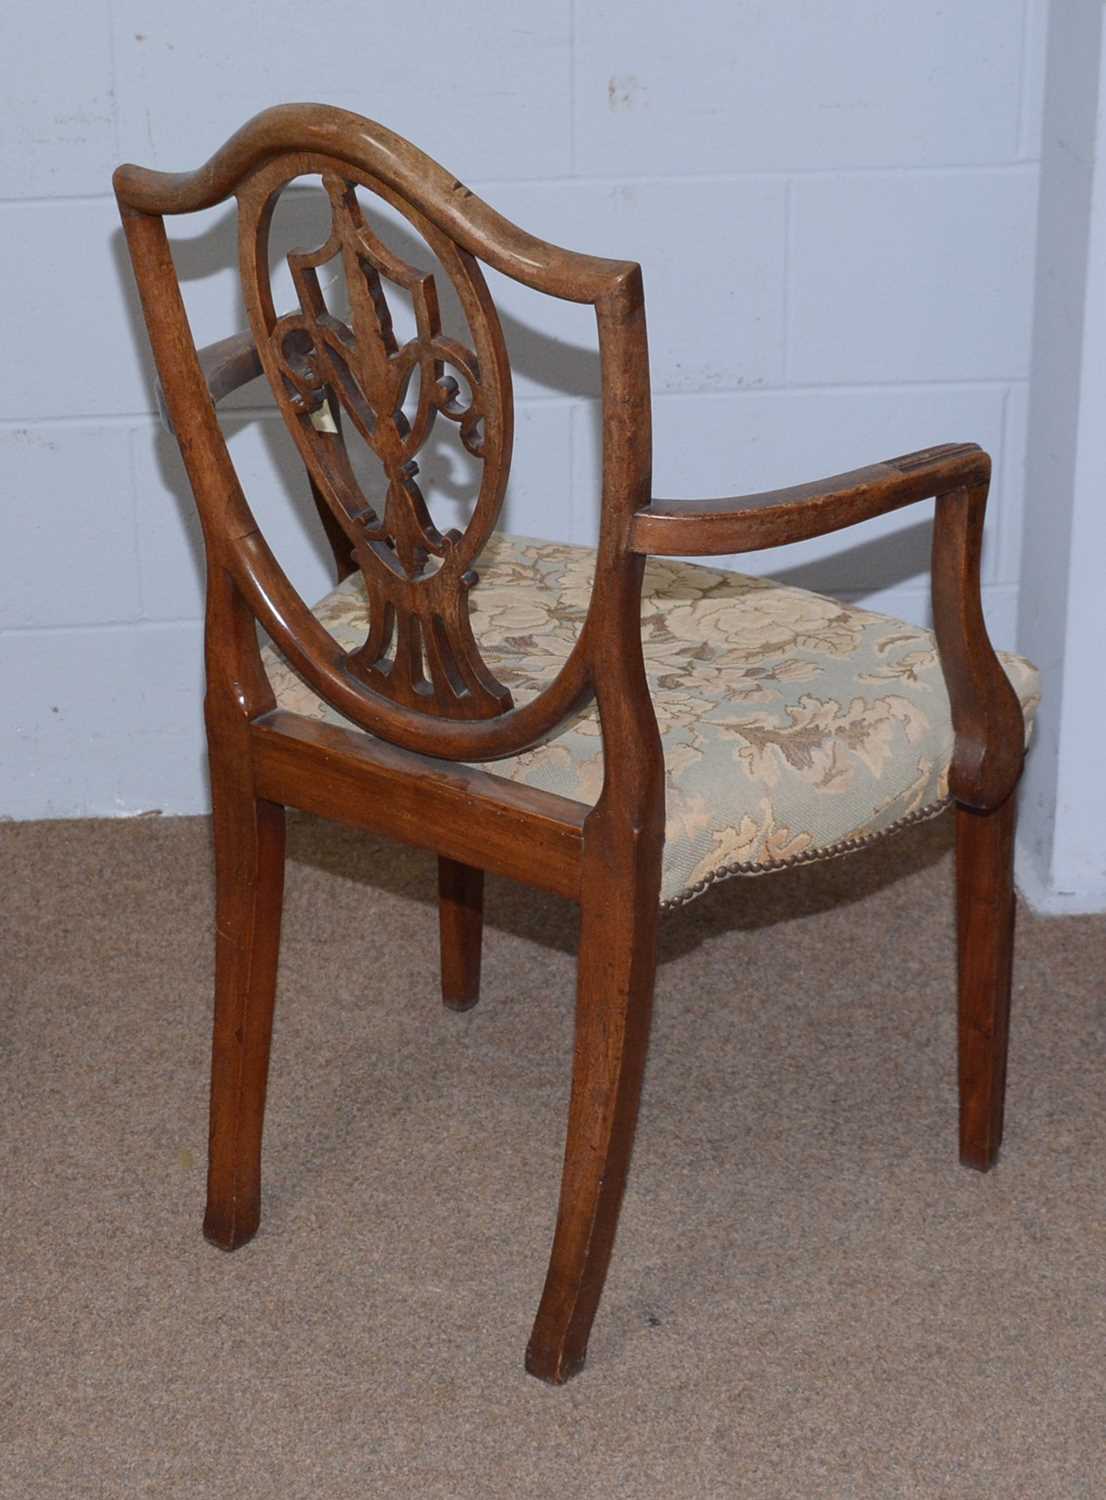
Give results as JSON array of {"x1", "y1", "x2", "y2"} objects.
[{"x1": 1, "y1": 811, "x2": 1103, "y2": 1498}]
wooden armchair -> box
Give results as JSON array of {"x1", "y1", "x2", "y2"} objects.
[{"x1": 114, "y1": 105, "x2": 1038, "y2": 1384}]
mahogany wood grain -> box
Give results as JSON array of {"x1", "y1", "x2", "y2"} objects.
[
  {"x1": 237, "y1": 155, "x2": 518, "y2": 724},
  {"x1": 250, "y1": 710, "x2": 587, "y2": 900},
  {"x1": 929, "y1": 483, "x2": 1023, "y2": 1170},
  {"x1": 201, "y1": 566, "x2": 287, "y2": 1252},
  {"x1": 955, "y1": 798, "x2": 1017, "y2": 1171},
  {"x1": 527, "y1": 271, "x2": 666, "y2": 1380},
  {"x1": 931, "y1": 483, "x2": 1026, "y2": 813},
  {"x1": 114, "y1": 103, "x2": 637, "y2": 301},
  {"x1": 199, "y1": 328, "x2": 264, "y2": 407},
  {"x1": 308, "y1": 470, "x2": 358, "y2": 583},
  {"x1": 438, "y1": 858, "x2": 484, "y2": 1012},
  {"x1": 154, "y1": 328, "x2": 260, "y2": 436},
  {"x1": 204, "y1": 785, "x2": 285, "y2": 1251},
  {"x1": 630, "y1": 444, "x2": 989, "y2": 556},
  {"x1": 526, "y1": 809, "x2": 663, "y2": 1384},
  {"x1": 115, "y1": 103, "x2": 1032, "y2": 1384},
  {"x1": 119, "y1": 162, "x2": 602, "y2": 767}
]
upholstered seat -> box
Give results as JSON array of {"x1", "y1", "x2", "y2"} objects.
[{"x1": 262, "y1": 533, "x2": 1040, "y2": 907}]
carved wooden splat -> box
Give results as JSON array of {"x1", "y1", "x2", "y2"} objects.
[{"x1": 238, "y1": 155, "x2": 514, "y2": 720}]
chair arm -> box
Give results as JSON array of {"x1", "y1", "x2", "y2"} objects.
[
  {"x1": 629, "y1": 443, "x2": 990, "y2": 556},
  {"x1": 197, "y1": 328, "x2": 264, "y2": 407},
  {"x1": 931, "y1": 483, "x2": 1025, "y2": 812},
  {"x1": 633, "y1": 439, "x2": 1023, "y2": 812},
  {"x1": 156, "y1": 328, "x2": 263, "y2": 435}
]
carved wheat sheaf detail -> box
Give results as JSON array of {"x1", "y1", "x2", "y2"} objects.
[{"x1": 239, "y1": 157, "x2": 514, "y2": 720}]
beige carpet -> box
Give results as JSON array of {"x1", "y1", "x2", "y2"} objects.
[{"x1": 1, "y1": 811, "x2": 1103, "y2": 1498}]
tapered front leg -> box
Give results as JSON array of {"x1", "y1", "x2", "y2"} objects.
[
  {"x1": 955, "y1": 795, "x2": 1016, "y2": 1171},
  {"x1": 203, "y1": 758, "x2": 286, "y2": 1251},
  {"x1": 930, "y1": 483, "x2": 1025, "y2": 1172},
  {"x1": 438, "y1": 857, "x2": 484, "y2": 1012},
  {"x1": 526, "y1": 824, "x2": 661, "y2": 1384}
]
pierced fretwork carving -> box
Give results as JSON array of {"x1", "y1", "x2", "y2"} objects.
[{"x1": 239, "y1": 159, "x2": 514, "y2": 720}]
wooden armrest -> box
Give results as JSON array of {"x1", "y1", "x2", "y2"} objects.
[
  {"x1": 197, "y1": 329, "x2": 264, "y2": 406},
  {"x1": 632, "y1": 438, "x2": 1021, "y2": 811},
  {"x1": 156, "y1": 328, "x2": 264, "y2": 435},
  {"x1": 629, "y1": 443, "x2": 991, "y2": 556}
]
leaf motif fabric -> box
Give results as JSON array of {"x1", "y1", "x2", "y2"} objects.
[{"x1": 261, "y1": 534, "x2": 1039, "y2": 907}]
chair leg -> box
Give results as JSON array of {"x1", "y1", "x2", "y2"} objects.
[
  {"x1": 525, "y1": 858, "x2": 659, "y2": 1384},
  {"x1": 203, "y1": 770, "x2": 286, "y2": 1252},
  {"x1": 438, "y1": 857, "x2": 484, "y2": 1012},
  {"x1": 955, "y1": 795, "x2": 1016, "y2": 1172}
]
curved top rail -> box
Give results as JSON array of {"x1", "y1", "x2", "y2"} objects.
[{"x1": 113, "y1": 103, "x2": 635, "y2": 303}]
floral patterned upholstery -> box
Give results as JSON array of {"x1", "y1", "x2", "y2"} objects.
[{"x1": 261, "y1": 534, "x2": 1039, "y2": 908}]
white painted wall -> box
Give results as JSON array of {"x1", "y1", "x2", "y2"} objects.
[
  {"x1": 1, "y1": 2, "x2": 1046, "y2": 819},
  {"x1": 1016, "y1": 0, "x2": 1106, "y2": 914}
]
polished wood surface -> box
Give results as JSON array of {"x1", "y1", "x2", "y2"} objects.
[
  {"x1": 200, "y1": 562, "x2": 285, "y2": 1253},
  {"x1": 931, "y1": 481, "x2": 1026, "y2": 813},
  {"x1": 955, "y1": 798, "x2": 1017, "y2": 1171},
  {"x1": 250, "y1": 711, "x2": 587, "y2": 900},
  {"x1": 238, "y1": 157, "x2": 516, "y2": 722},
  {"x1": 438, "y1": 858, "x2": 484, "y2": 1012},
  {"x1": 116, "y1": 104, "x2": 1028, "y2": 1384},
  {"x1": 630, "y1": 443, "x2": 989, "y2": 555},
  {"x1": 114, "y1": 102, "x2": 636, "y2": 300}
]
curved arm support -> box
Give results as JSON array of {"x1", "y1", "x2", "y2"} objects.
[
  {"x1": 931, "y1": 484, "x2": 1025, "y2": 812},
  {"x1": 629, "y1": 443, "x2": 990, "y2": 556},
  {"x1": 634, "y1": 440, "x2": 1024, "y2": 810}
]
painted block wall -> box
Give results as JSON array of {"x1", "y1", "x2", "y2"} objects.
[
  {"x1": 1015, "y1": 0, "x2": 1106, "y2": 913},
  {"x1": 1, "y1": 1, "x2": 1046, "y2": 818}
]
